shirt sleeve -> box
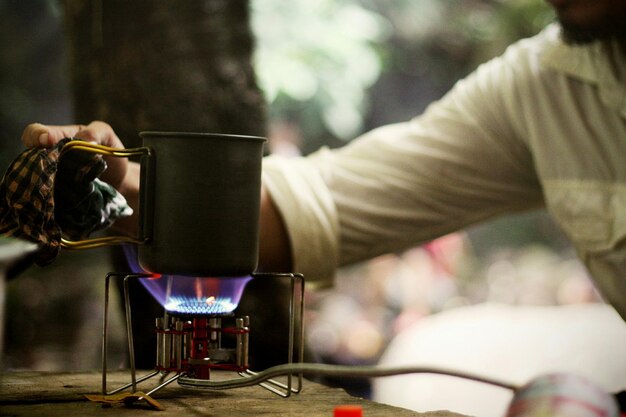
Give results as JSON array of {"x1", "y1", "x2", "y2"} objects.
[{"x1": 263, "y1": 38, "x2": 545, "y2": 287}]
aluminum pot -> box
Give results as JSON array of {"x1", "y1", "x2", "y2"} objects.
[{"x1": 61, "y1": 132, "x2": 266, "y2": 277}]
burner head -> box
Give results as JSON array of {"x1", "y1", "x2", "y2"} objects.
[{"x1": 139, "y1": 275, "x2": 252, "y2": 315}]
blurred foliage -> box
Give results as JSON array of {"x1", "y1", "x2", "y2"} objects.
[
  {"x1": 252, "y1": 0, "x2": 390, "y2": 142},
  {"x1": 252, "y1": 0, "x2": 553, "y2": 151}
]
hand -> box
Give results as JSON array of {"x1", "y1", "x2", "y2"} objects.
[{"x1": 21, "y1": 121, "x2": 127, "y2": 190}]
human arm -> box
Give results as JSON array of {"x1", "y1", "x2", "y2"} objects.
[
  {"x1": 262, "y1": 38, "x2": 548, "y2": 285},
  {"x1": 20, "y1": 36, "x2": 546, "y2": 281}
]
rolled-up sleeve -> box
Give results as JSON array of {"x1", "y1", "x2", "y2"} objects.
[{"x1": 262, "y1": 152, "x2": 340, "y2": 287}]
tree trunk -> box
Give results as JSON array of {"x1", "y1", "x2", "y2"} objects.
[{"x1": 63, "y1": 0, "x2": 266, "y2": 145}]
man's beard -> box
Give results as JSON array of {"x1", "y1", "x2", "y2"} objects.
[{"x1": 558, "y1": 18, "x2": 626, "y2": 45}]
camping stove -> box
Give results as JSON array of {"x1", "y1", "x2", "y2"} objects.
[{"x1": 101, "y1": 272, "x2": 304, "y2": 398}]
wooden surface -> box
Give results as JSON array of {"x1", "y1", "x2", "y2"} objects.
[{"x1": 0, "y1": 370, "x2": 470, "y2": 417}]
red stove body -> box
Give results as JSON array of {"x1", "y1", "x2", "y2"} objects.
[{"x1": 155, "y1": 315, "x2": 250, "y2": 380}]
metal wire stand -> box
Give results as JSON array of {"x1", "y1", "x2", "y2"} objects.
[{"x1": 101, "y1": 272, "x2": 305, "y2": 398}]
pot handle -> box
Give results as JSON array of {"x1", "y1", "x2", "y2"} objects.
[{"x1": 58, "y1": 140, "x2": 151, "y2": 250}]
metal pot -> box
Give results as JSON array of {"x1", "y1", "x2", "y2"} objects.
[{"x1": 60, "y1": 132, "x2": 266, "y2": 277}]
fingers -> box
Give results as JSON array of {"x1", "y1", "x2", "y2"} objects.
[
  {"x1": 21, "y1": 120, "x2": 128, "y2": 190},
  {"x1": 73, "y1": 121, "x2": 123, "y2": 149},
  {"x1": 21, "y1": 121, "x2": 123, "y2": 149},
  {"x1": 21, "y1": 123, "x2": 85, "y2": 148}
]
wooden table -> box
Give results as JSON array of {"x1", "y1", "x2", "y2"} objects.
[{"x1": 0, "y1": 370, "x2": 470, "y2": 417}]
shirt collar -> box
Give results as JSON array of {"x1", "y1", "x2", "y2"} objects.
[{"x1": 540, "y1": 24, "x2": 626, "y2": 118}]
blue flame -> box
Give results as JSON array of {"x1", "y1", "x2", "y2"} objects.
[{"x1": 123, "y1": 245, "x2": 252, "y2": 315}]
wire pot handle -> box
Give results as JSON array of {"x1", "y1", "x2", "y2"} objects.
[{"x1": 59, "y1": 140, "x2": 151, "y2": 250}]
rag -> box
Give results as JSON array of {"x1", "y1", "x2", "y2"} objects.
[{"x1": 0, "y1": 138, "x2": 132, "y2": 266}]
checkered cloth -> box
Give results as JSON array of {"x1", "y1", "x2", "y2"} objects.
[{"x1": 0, "y1": 138, "x2": 132, "y2": 266}]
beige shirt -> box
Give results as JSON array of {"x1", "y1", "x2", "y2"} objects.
[{"x1": 263, "y1": 24, "x2": 626, "y2": 319}]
